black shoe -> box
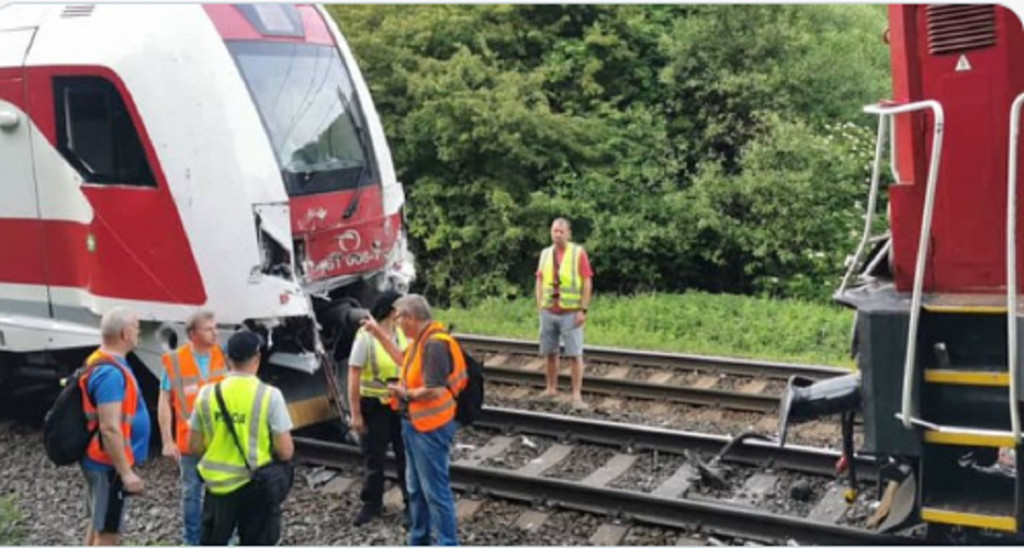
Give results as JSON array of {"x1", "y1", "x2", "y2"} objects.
[{"x1": 354, "y1": 506, "x2": 381, "y2": 527}]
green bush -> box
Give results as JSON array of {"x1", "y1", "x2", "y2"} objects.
[{"x1": 330, "y1": 5, "x2": 889, "y2": 304}]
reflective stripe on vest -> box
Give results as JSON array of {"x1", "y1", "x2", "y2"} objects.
[
  {"x1": 540, "y1": 243, "x2": 583, "y2": 309},
  {"x1": 163, "y1": 344, "x2": 226, "y2": 455},
  {"x1": 80, "y1": 350, "x2": 139, "y2": 467},
  {"x1": 358, "y1": 327, "x2": 407, "y2": 400},
  {"x1": 399, "y1": 323, "x2": 468, "y2": 433},
  {"x1": 196, "y1": 377, "x2": 272, "y2": 495}
]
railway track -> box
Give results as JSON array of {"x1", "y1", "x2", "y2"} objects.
[
  {"x1": 458, "y1": 334, "x2": 848, "y2": 414},
  {"x1": 297, "y1": 406, "x2": 910, "y2": 546}
]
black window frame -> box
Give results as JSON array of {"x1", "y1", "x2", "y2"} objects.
[{"x1": 53, "y1": 76, "x2": 157, "y2": 188}]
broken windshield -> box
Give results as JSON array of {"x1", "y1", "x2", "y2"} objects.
[{"x1": 229, "y1": 41, "x2": 376, "y2": 196}]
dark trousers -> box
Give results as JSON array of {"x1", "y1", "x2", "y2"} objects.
[
  {"x1": 359, "y1": 397, "x2": 408, "y2": 511},
  {"x1": 200, "y1": 482, "x2": 280, "y2": 546}
]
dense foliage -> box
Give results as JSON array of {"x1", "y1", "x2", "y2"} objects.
[{"x1": 329, "y1": 5, "x2": 890, "y2": 303}]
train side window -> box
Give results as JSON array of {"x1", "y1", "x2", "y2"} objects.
[{"x1": 53, "y1": 76, "x2": 156, "y2": 187}]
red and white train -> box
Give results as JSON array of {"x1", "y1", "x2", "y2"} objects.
[{"x1": 0, "y1": 3, "x2": 414, "y2": 426}]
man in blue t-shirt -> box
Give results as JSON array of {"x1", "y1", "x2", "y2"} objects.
[{"x1": 80, "y1": 307, "x2": 151, "y2": 546}]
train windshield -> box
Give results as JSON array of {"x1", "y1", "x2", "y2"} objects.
[{"x1": 229, "y1": 41, "x2": 377, "y2": 196}]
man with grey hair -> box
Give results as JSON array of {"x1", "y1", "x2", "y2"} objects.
[
  {"x1": 80, "y1": 306, "x2": 150, "y2": 546},
  {"x1": 535, "y1": 217, "x2": 593, "y2": 409},
  {"x1": 158, "y1": 309, "x2": 226, "y2": 545},
  {"x1": 363, "y1": 293, "x2": 467, "y2": 546}
]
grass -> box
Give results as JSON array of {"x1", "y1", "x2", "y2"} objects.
[
  {"x1": 0, "y1": 496, "x2": 25, "y2": 545},
  {"x1": 436, "y1": 291, "x2": 856, "y2": 368}
]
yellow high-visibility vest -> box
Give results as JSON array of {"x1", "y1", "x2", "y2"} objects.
[
  {"x1": 539, "y1": 242, "x2": 583, "y2": 309},
  {"x1": 357, "y1": 327, "x2": 408, "y2": 400},
  {"x1": 195, "y1": 375, "x2": 273, "y2": 495}
]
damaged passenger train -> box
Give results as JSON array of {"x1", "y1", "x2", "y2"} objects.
[{"x1": 0, "y1": 3, "x2": 413, "y2": 426}]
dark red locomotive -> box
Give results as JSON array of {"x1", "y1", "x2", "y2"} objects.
[{"x1": 783, "y1": 4, "x2": 1024, "y2": 541}]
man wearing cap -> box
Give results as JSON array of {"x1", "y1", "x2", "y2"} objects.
[
  {"x1": 189, "y1": 331, "x2": 294, "y2": 545},
  {"x1": 347, "y1": 290, "x2": 410, "y2": 526},
  {"x1": 158, "y1": 310, "x2": 226, "y2": 545}
]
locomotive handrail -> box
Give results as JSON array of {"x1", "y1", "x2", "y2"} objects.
[
  {"x1": 889, "y1": 115, "x2": 901, "y2": 184},
  {"x1": 837, "y1": 113, "x2": 890, "y2": 294},
  {"x1": 863, "y1": 100, "x2": 945, "y2": 430},
  {"x1": 1006, "y1": 92, "x2": 1024, "y2": 442}
]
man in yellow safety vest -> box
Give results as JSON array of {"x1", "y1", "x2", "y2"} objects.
[{"x1": 535, "y1": 217, "x2": 593, "y2": 409}]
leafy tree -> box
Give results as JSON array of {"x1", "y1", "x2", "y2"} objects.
[{"x1": 328, "y1": 5, "x2": 890, "y2": 304}]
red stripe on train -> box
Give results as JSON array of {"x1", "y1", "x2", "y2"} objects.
[
  {"x1": 2, "y1": 65, "x2": 206, "y2": 304},
  {"x1": 203, "y1": 4, "x2": 334, "y2": 46}
]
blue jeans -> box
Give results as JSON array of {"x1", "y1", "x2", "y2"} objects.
[
  {"x1": 181, "y1": 454, "x2": 203, "y2": 545},
  {"x1": 403, "y1": 420, "x2": 458, "y2": 546}
]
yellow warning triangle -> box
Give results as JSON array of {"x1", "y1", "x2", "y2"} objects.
[{"x1": 956, "y1": 54, "x2": 972, "y2": 72}]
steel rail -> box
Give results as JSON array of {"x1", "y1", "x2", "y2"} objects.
[
  {"x1": 485, "y1": 366, "x2": 781, "y2": 413},
  {"x1": 294, "y1": 436, "x2": 914, "y2": 546},
  {"x1": 457, "y1": 333, "x2": 845, "y2": 381},
  {"x1": 476, "y1": 406, "x2": 874, "y2": 477}
]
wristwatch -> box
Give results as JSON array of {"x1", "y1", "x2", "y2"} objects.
[{"x1": 581, "y1": 308, "x2": 589, "y2": 314}]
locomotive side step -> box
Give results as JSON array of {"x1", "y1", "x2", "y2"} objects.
[
  {"x1": 920, "y1": 507, "x2": 1017, "y2": 533},
  {"x1": 924, "y1": 429, "x2": 1017, "y2": 448},
  {"x1": 904, "y1": 417, "x2": 1019, "y2": 447},
  {"x1": 922, "y1": 293, "x2": 1022, "y2": 315},
  {"x1": 924, "y1": 369, "x2": 1010, "y2": 387},
  {"x1": 920, "y1": 441, "x2": 1019, "y2": 534}
]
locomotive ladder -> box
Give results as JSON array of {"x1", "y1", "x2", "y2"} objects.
[{"x1": 880, "y1": 95, "x2": 1024, "y2": 535}]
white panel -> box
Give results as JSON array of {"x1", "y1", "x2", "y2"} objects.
[
  {"x1": 0, "y1": 281, "x2": 47, "y2": 303},
  {"x1": 31, "y1": 123, "x2": 93, "y2": 223},
  {"x1": 0, "y1": 26, "x2": 33, "y2": 66},
  {"x1": 0, "y1": 101, "x2": 38, "y2": 218},
  {"x1": 0, "y1": 4, "x2": 51, "y2": 34},
  {"x1": 0, "y1": 313, "x2": 99, "y2": 351}
]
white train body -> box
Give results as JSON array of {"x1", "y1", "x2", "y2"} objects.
[{"x1": 0, "y1": 3, "x2": 413, "y2": 424}]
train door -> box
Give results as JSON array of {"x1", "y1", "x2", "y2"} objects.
[
  {"x1": 0, "y1": 27, "x2": 51, "y2": 323},
  {"x1": 22, "y1": 64, "x2": 206, "y2": 324}
]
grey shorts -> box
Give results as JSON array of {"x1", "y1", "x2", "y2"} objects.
[
  {"x1": 539, "y1": 309, "x2": 584, "y2": 357},
  {"x1": 81, "y1": 466, "x2": 129, "y2": 534}
]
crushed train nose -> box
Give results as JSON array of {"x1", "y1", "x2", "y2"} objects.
[{"x1": 778, "y1": 372, "x2": 861, "y2": 446}]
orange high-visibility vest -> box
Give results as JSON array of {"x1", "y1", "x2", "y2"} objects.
[
  {"x1": 80, "y1": 350, "x2": 140, "y2": 466},
  {"x1": 163, "y1": 344, "x2": 226, "y2": 454},
  {"x1": 396, "y1": 322, "x2": 468, "y2": 433}
]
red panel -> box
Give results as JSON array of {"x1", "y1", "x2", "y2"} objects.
[
  {"x1": 16, "y1": 65, "x2": 206, "y2": 304},
  {"x1": 297, "y1": 5, "x2": 334, "y2": 46},
  {"x1": 289, "y1": 186, "x2": 401, "y2": 281},
  {"x1": 887, "y1": 5, "x2": 1024, "y2": 293},
  {"x1": 0, "y1": 219, "x2": 49, "y2": 285},
  {"x1": 202, "y1": 4, "x2": 334, "y2": 46}
]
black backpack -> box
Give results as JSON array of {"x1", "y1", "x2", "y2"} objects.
[
  {"x1": 43, "y1": 360, "x2": 116, "y2": 466},
  {"x1": 452, "y1": 340, "x2": 485, "y2": 427}
]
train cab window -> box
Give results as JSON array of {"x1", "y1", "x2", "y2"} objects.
[{"x1": 53, "y1": 76, "x2": 156, "y2": 187}]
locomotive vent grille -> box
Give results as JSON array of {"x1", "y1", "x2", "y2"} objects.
[
  {"x1": 61, "y1": 4, "x2": 95, "y2": 18},
  {"x1": 926, "y1": 4, "x2": 996, "y2": 55}
]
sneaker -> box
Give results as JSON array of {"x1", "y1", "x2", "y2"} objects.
[
  {"x1": 353, "y1": 506, "x2": 381, "y2": 527},
  {"x1": 572, "y1": 399, "x2": 589, "y2": 410}
]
